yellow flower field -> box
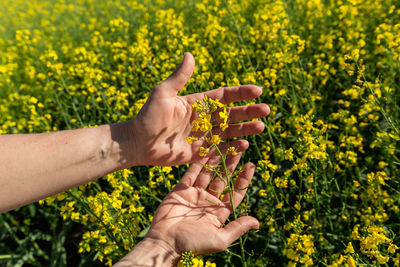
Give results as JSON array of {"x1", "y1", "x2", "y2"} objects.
[{"x1": 0, "y1": 0, "x2": 399, "y2": 266}]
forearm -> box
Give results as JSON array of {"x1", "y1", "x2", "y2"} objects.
[
  {"x1": 113, "y1": 237, "x2": 179, "y2": 267},
  {"x1": 0, "y1": 122, "x2": 135, "y2": 212}
]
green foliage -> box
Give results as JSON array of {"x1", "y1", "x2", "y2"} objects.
[{"x1": 0, "y1": 0, "x2": 399, "y2": 266}]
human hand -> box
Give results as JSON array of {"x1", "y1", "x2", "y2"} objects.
[
  {"x1": 126, "y1": 52, "x2": 269, "y2": 166},
  {"x1": 115, "y1": 151, "x2": 259, "y2": 266}
]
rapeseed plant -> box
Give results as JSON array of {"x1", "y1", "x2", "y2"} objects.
[
  {"x1": 186, "y1": 96, "x2": 248, "y2": 266},
  {"x1": 0, "y1": 0, "x2": 399, "y2": 266}
]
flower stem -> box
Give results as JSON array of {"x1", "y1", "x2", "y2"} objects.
[{"x1": 214, "y1": 145, "x2": 247, "y2": 267}]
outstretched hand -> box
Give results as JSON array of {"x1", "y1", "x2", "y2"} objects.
[
  {"x1": 146, "y1": 152, "x2": 259, "y2": 257},
  {"x1": 128, "y1": 52, "x2": 269, "y2": 166},
  {"x1": 115, "y1": 152, "x2": 259, "y2": 266}
]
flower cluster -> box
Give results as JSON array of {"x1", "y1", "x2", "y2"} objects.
[
  {"x1": 186, "y1": 95, "x2": 232, "y2": 157},
  {"x1": 1, "y1": 0, "x2": 399, "y2": 266},
  {"x1": 177, "y1": 251, "x2": 216, "y2": 267}
]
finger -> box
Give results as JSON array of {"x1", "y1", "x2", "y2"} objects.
[
  {"x1": 221, "y1": 162, "x2": 255, "y2": 206},
  {"x1": 187, "y1": 85, "x2": 262, "y2": 105},
  {"x1": 185, "y1": 140, "x2": 248, "y2": 186},
  {"x1": 217, "y1": 162, "x2": 255, "y2": 222},
  {"x1": 193, "y1": 143, "x2": 247, "y2": 189},
  {"x1": 207, "y1": 152, "x2": 242, "y2": 198},
  {"x1": 199, "y1": 139, "x2": 249, "y2": 160},
  {"x1": 180, "y1": 158, "x2": 209, "y2": 187},
  {"x1": 193, "y1": 155, "x2": 222, "y2": 189},
  {"x1": 214, "y1": 121, "x2": 265, "y2": 139},
  {"x1": 154, "y1": 52, "x2": 195, "y2": 97},
  {"x1": 195, "y1": 151, "x2": 242, "y2": 190},
  {"x1": 216, "y1": 216, "x2": 259, "y2": 250},
  {"x1": 211, "y1": 104, "x2": 270, "y2": 124}
]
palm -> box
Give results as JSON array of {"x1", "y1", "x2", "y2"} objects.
[
  {"x1": 150, "y1": 185, "x2": 228, "y2": 254},
  {"x1": 146, "y1": 155, "x2": 259, "y2": 255},
  {"x1": 131, "y1": 52, "x2": 269, "y2": 166},
  {"x1": 134, "y1": 95, "x2": 197, "y2": 166}
]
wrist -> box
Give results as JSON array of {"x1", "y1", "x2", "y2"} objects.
[
  {"x1": 106, "y1": 120, "x2": 140, "y2": 169},
  {"x1": 114, "y1": 237, "x2": 180, "y2": 267}
]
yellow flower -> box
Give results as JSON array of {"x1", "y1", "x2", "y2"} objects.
[
  {"x1": 199, "y1": 147, "x2": 210, "y2": 157},
  {"x1": 347, "y1": 256, "x2": 356, "y2": 267},
  {"x1": 227, "y1": 146, "x2": 238, "y2": 155},
  {"x1": 344, "y1": 242, "x2": 355, "y2": 254},
  {"x1": 388, "y1": 243, "x2": 398, "y2": 254},
  {"x1": 219, "y1": 107, "x2": 229, "y2": 131},
  {"x1": 259, "y1": 189, "x2": 267, "y2": 197},
  {"x1": 71, "y1": 212, "x2": 80, "y2": 220},
  {"x1": 262, "y1": 171, "x2": 270, "y2": 182},
  {"x1": 186, "y1": 136, "x2": 198, "y2": 144},
  {"x1": 378, "y1": 161, "x2": 388, "y2": 169},
  {"x1": 220, "y1": 122, "x2": 229, "y2": 131},
  {"x1": 198, "y1": 113, "x2": 212, "y2": 132},
  {"x1": 219, "y1": 107, "x2": 228, "y2": 120},
  {"x1": 284, "y1": 148, "x2": 294, "y2": 161},
  {"x1": 205, "y1": 261, "x2": 216, "y2": 267},
  {"x1": 210, "y1": 135, "x2": 221, "y2": 145},
  {"x1": 99, "y1": 235, "x2": 107, "y2": 243},
  {"x1": 192, "y1": 120, "x2": 199, "y2": 132},
  {"x1": 378, "y1": 255, "x2": 389, "y2": 264}
]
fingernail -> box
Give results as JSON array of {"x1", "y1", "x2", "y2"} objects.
[
  {"x1": 264, "y1": 104, "x2": 270, "y2": 116},
  {"x1": 243, "y1": 140, "x2": 249, "y2": 148},
  {"x1": 257, "y1": 121, "x2": 266, "y2": 132}
]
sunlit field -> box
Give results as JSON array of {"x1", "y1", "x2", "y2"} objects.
[{"x1": 0, "y1": 0, "x2": 399, "y2": 266}]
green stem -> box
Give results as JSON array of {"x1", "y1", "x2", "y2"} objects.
[
  {"x1": 214, "y1": 144, "x2": 247, "y2": 267},
  {"x1": 0, "y1": 255, "x2": 13, "y2": 260}
]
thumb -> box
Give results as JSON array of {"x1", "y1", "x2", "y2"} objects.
[
  {"x1": 218, "y1": 216, "x2": 259, "y2": 250},
  {"x1": 154, "y1": 52, "x2": 195, "y2": 97}
]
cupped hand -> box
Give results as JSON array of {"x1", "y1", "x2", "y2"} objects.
[
  {"x1": 129, "y1": 52, "x2": 269, "y2": 166},
  {"x1": 145, "y1": 152, "x2": 259, "y2": 262}
]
